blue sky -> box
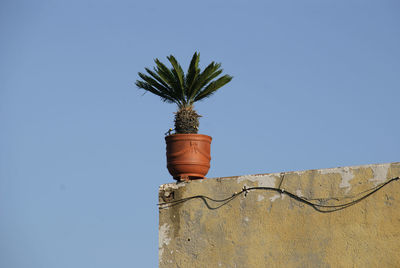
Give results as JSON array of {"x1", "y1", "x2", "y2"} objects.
[{"x1": 1, "y1": 0, "x2": 399, "y2": 267}]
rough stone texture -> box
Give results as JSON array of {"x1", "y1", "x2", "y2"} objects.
[{"x1": 159, "y1": 162, "x2": 400, "y2": 268}]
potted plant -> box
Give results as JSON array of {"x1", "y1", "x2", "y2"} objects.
[{"x1": 136, "y1": 52, "x2": 232, "y2": 181}]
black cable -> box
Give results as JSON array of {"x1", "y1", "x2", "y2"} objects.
[{"x1": 158, "y1": 177, "x2": 399, "y2": 213}]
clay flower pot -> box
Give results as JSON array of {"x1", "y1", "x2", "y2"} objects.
[{"x1": 165, "y1": 134, "x2": 212, "y2": 181}]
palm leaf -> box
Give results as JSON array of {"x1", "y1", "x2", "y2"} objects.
[
  {"x1": 135, "y1": 80, "x2": 177, "y2": 104},
  {"x1": 167, "y1": 55, "x2": 185, "y2": 102},
  {"x1": 188, "y1": 62, "x2": 221, "y2": 103},
  {"x1": 144, "y1": 67, "x2": 171, "y2": 90},
  {"x1": 136, "y1": 52, "x2": 232, "y2": 109},
  {"x1": 154, "y1": 59, "x2": 179, "y2": 92},
  {"x1": 194, "y1": 75, "x2": 233, "y2": 102},
  {"x1": 137, "y1": 72, "x2": 181, "y2": 104},
  {"x1": 185, "y1": 52, "x2": 200, "y2": 101}
]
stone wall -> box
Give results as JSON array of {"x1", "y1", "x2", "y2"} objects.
[{"x1": 159, "y1": 162, "x2": 400, "y2": 267}]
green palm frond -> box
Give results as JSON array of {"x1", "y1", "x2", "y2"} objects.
[
  {"x1": 194, "y1": 74, "x2": 233, "y2": 102},
  {"x1": 188, "y1": 62, "x2": 221, "y2": 103},
  {"x1": 154, "y1": 59, "x2": 178, "y2": 93},
  {"x1": 135, "y1": 80, "x2": 176, "y2": 104},
  {"x1": 185, "y1": 52, "x2": 200, "y2": 100},
  {"x1": 136, "y1": 70, "x2": 181, "y2": 105},
  {"x1": 167, "y1": 55, "x2": 185, "y2": 102},
  {"x1": 144, "y1": 67, "x2": 171, "y2": 89},
  {"x1": 136, "y1": 52, "x2": 232, "y2": 108}
]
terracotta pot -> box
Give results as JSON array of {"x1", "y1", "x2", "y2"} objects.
[{"x1": 165, "y1": 134, "x2": 212, "y2": 181}]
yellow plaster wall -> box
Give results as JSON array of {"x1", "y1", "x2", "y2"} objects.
[{"x1": 159, "y1": 162, "x2": 400, "y2": 267}]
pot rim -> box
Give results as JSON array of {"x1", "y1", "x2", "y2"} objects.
[{"x1": 165, "y1": 133, "x2": 212, "y2": 141}]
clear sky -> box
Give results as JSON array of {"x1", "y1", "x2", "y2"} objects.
[{"x1": 1, "y1": 0, "x2": 399, "y2": 267}]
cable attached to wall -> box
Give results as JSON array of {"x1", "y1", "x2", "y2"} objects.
[{"x1": 158, "y1": 177, "x2": 400, "y2": 213}]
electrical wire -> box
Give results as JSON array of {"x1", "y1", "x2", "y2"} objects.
[{"x1": 158, "y1": 177, "x2": 399, "y2": 213}]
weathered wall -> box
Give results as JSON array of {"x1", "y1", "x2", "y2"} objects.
[{"x1": 159, "y1": 162, "x2": 400, "y2": 268}]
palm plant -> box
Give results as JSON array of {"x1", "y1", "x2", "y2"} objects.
[{"x1": 136, "y1": 52, "x2": 232, "y2": 134}]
